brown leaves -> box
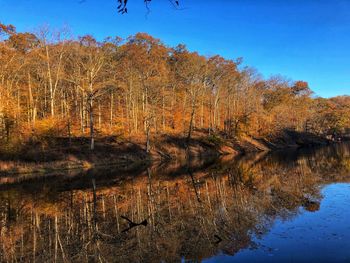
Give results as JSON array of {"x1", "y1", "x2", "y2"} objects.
[{"x1": 0, "y1": 23, "x2": 16, "y2": 36}]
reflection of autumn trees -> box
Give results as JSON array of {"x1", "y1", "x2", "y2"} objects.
[{"x1": 1, "y1": 143, "x2": 350, "y2": 262}]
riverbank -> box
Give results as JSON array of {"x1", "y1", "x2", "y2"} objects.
[{"x1": 0, "y1": 129, "x2": 332, "y2": 176}]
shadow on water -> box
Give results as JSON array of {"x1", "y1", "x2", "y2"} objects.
[{"x1": 0, "y1": 142, "x2": 350, "y2": 262}]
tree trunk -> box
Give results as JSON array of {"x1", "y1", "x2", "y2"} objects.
[
  {"x1": 146, "y1": 119, "x2": 150, "y2": 153},
  {"x1": 89, "y1": 97, "x2": 94, "y2": 151},
  {"x1": 110, "y1": 91, "x2": 113, "y2": 129},
  {"x1": 187, "y1": 101, "x2": 195, "y2": 142},
  {"x1": 45, "y1": 45, "x2": 55, "y2": 117}
]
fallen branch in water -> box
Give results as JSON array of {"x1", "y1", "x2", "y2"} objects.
[{"x1": 121, "y1": 215, "x2": 148, "y2": 233}]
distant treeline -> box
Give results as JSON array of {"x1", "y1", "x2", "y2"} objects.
[{"x1": 0, "y1": 23, "x2": 349, "y2": 150}]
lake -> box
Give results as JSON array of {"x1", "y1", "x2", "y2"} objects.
[{"x1": 0, "y1": 142, "x2": 350, "y2": 262}]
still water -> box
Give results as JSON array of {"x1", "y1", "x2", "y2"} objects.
[{"x1": 0, "y1": 143, "x2": 350, "y2": 262}]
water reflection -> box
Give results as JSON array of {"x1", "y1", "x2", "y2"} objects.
[{"x1": 0, "y1": 143, "x2": 350, "y2": 262}]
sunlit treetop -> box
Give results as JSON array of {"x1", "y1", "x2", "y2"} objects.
[{"x1": 0, "y1": 23, "x2": 16, "y2": 36}]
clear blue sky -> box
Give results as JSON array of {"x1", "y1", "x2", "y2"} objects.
[{"x1": 0, "y1": 0, "x2": 349, "y2": 97}]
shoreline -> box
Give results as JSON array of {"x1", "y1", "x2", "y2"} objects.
[{"x1": 0, "y1": 130, "x2": 336, "y2": 178}]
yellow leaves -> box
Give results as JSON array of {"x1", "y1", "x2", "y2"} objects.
[{"x1": 19, "y1": 117, "x2": 66, "y2": 143}]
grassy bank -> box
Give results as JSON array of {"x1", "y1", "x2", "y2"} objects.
[{"x1": 0, "y1": 129, "x2": 332, "y2": 176}]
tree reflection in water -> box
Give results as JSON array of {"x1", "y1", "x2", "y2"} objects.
[{"x1": 0, "y1": 143, "x2": 350, "y2": 262}]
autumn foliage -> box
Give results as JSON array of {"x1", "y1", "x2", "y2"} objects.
[{"x1": 0, "y1": 23, "x2": 349, "y2": 151}]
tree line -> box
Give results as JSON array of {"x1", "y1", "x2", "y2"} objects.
[{"x1": 0, "y1": 23, "x2": 349, "y2": 150}]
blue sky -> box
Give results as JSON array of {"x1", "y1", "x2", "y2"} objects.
[{"x1": 0, "y1": 0, "x2": 349, "y2": 97}]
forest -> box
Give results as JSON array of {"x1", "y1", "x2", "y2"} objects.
[{"x1": 0, "y1": 23, "x2": 349, "y2": 164}]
